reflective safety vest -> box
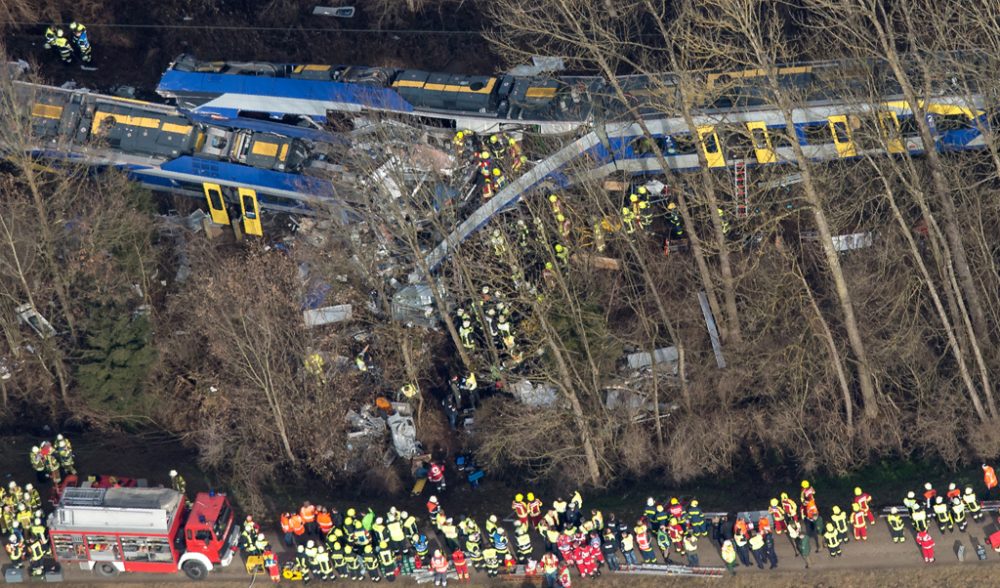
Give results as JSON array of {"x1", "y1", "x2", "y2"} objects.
[
  {"x1": 887, "y1": 514, "x2": 904, "y2": 531},
  {"x1": 280, "y1": 514, "x2": 291, "y2": 533},
  {"x1": 6, "y1": 542, "x2": 23, "y2": 561},
  {"x1": 912, "y1": 508, "x2": 927, "y2": 525},
  {"x1": 316, "y1": 551, "x2": 332, "y2": 574},
  {"x1": 290, "y1": 515, "x2": 305, "y2": 535},
  {"x1": 748, "y1": 534, "x2": 764, "y2": 551},
  {"x1": 721, "y1": 543, "x2": 736, "y2": 563},
  {"x1": 823, "y1": 530, "x2": 840, "y2": 549},
  {"x1": 317, "y1": 512, "x2": 333, "y2": 534},
  {"x1": 378, "y1": 549, "x2": 395, "y2": 568},
  {"x1": 851, "y1": 511, "x2": 866, "y2": 529},
  {"x1": 830, "y1": 511, "x2": 848, "y2": 533},
  {"x1": 362, "y1": 552, "x2": 378, "y2": 570},
  {"x1": 387, "y1": 520, "x2": 405, "y2": 542},
  {"x1": 28, "y1": 540, "x2": 44, "y2": 561},
  {"x1": 635, "y1": 532, "x2": 651, "y2": 551},
  {"x1": 933, "y1": 503, "x2": 951, "y2": 522},
  {"x1": 301, "y1": 505, "x2": 316, "y2": 523},
  {"x1": 512, "y1": 501, "x2": 528, "y2": 518},
  {"x1": 541, "y1": 553, "x2": 559, "y2": 573},
  {"x1": 515, "y1": 531, "x2": 532, "y2": 552},
  {"x1": 528, "y1": 499, "x2": 542, "y2": 517},
  {"x1": 952, "y1": 502, "x2": 966, "y2": 523},
  {"x1": 483, "y1": 547, "x2": 499, "y2": 568},
  {"x1": 965, "y1": 493, "x2": 982, "y2": 512},
  {"x1": 465, "y1": 540, "x2": 482, "y2": 561},
  {"x1": 431, "y1": 554, "x2": 448, "y2": 573}
]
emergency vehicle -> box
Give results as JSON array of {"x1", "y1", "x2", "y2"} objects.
[{"x1": 46, "y1": 486, "x2": 238, "y2": 580}]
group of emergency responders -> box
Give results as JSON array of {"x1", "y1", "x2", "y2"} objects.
[
  {"x1": 43, "y1": 22, "x2": 92, "y2": 65},
  {"x1": 267, "y1": 464, "x2": 1000, "y2": 586}
]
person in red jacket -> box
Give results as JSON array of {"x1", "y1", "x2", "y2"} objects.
[
  {"x1": 571, "y1": 545, "x2": 587, "y2": 577},
  {"x1": 853, "y1": 487, "x2": 875, "y2": 525},
  {"x1": 431, "y1": 550, "x2": 450, "y2": 587},
  {"x1": 263, "y1": 548, "x2": 280, "y2": 583},
  {"x1": 850, "y1": 503, "x2": 868, "y2": 541},
  {"x1": 558, "y1": 562, "x2": 572, "y2": 588},
  {"x1": 428, "y1": 462, "x2": 446, "y2": 493},
  {"x1": 451, "y1": 549, "x2": 469, "y2": 581},
  {"x1": 915, "y1": 530, "x2": 935, "y2": 563}
]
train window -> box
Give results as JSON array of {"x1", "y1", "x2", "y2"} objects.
[
  {"x1": 898, "y1": 116, "x2": 920, "y2": 137},
  {"x1": 725, "y1": 129, "x2": 755, "y2": 154},
  {"x1": 751, "y1": 128, "x2": 768, "y2": 149},
  {"x1": 802, "y1": 123, "x2": 832, "y2": 144},
  {"x1": 666, "y1": 133, "x2": 699, "y2": 155},
  {"x1": 934, "y1": 114, "x2": 971, "y2": 133},
  {"x1": 630, "y1": 136, "x2": 656, "y2": 155},
  {"x1": 832, "y1": 121, "x2": 850, "y2": 143},
  {"x1": 702, "y1": 132, "x2": 720, "y2": 154},
  {"x1": 770, "y1": 129, "x2": 795, "y2": 148}
]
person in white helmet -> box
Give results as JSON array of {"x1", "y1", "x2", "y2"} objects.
[{"x1": 169, "y1": 470, "x2": 186, "y2": 495}]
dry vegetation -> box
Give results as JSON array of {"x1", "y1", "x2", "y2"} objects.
[{"x1": 6, "y1": 0, "x2": 1000, "y2": 509}]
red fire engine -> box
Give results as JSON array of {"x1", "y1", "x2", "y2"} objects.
[{"x1": 47, "y1": 486, "x2": 238, "y2": 580}]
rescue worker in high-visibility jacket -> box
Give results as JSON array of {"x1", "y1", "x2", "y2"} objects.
[
  {"x1": 911, "y1": 503, "x2": 929, "y2": 532},
  {"x1": 27, "y1": 536, "x2": 45, "y2": 576},
  {"x1": 43, "y1": 26, "x2": 57, "y2": 49},
  {"x1": 886, "y1": 507, "x2": 906, "y2": 543},
  {"x1": 822, "y1": 523, "x2": 842, "y2": 557},
  {"x1": 68, "y1": 22, "x2": 92, "y2": 63},
  {"x1": 932, "y1": 496, "x2": 953, "y2": 533},
  {"x1": 964, "y1": 487, "x2": 984, "y2": 522},
  {"x1": 362, "y1": 544, "x2": 381, "y2": 582},
  {"x1": 51, "y1": 29, "x2": 72, "y2": 64},
  {"x1": 315, "y1": 545, "x2": 333, "y2": 581},
  {"x1": 345, "y1": 545, "x2": 364, "y2": 580},
  {"x1": 331, "y1": 542, "x2": 347, "y2": 579},
  {"x1": 378, "y1": 542, "x2": 397, "y2": 581},
  {"x1": 950, "y1": 497, "x2": 968, "y2": 532},
  {"x1": 5, "y1": 534, "x2": 24, "y2": 567},
  {"x1": 686, "y1": 500, "x2": 707, "y2": 536},
  {"x1": 513, "y1": 521, "x2": 533, "y2": 562},
  {"x1": 829, "y1": 506, "x2": 849, "y2": 544}
]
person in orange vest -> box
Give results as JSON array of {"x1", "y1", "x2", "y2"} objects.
[
  {"x1": 527, "y1": 493, "x2": 544, "y2": 528},
  {"x1": 430, "y1": 549, "x2": 449, "y2": 587},
  {"x1": 800, "y1": 480, "x2": 816, "y2": 511},
  {"x1": 768, "y1": 499, "x2": 786, "y2": 534},
  {"x1": 850, "y1": 503, "x2": 867, "y2": 541},
  {"x1": 427, "y1": 495, "x2": 441, "y2": 517},
  {"x1": 512, "y1": 494, "x2": 529, "y2": 528},
  {"x1": 317, "y1": 506, "x2": 334, "y2": 536},
  {"x1": 451, "y1": 549, "x2": 469, "y2": 581},
  {"x1": 984, "y1": 464, "x2": 998, "y2": 499},
  {"x1": 757, "y1": 516, "x2": 771, "y2": 536},
  {"x1": 263, "y1": 547, "x2": 280, "y2": 583},
  {"x1": 557, "y1": 562, "x2": 572, "y2": 588},
  {"x1": 853, "y1": 487, "x2": 875, "y2": 525},
  {"x1": 289, "y1": 512, "x2": 306, "y2": 544},
  {"x1": 922, "y1": 482, "x2": 937, "y2": 510},
  {"x1": 280, "y1": 512, "x2": 294, "y2": 547},
  {"x1": 301, "y1": 501, "x2": 317, "y2": 536}
]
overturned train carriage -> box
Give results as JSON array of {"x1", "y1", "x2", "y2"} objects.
[{"x1": 11, "y1": 79, "x2": 349, "y2": 228}]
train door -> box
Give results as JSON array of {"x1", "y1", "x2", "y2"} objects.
[
  {"x1": 827, "y1": 115, "x2": 856, "y2": 157},
  {"x1": 697, "y1": 125, "x2": 726, "y2": 168},
  {"x1": 238, "y1": 188, "x2": 263, "y2": 236},
  {"x1": 746, "y1": 121, "x2": 776, "y2": 163},
  {"x1": 202, "y1": 183, "x2": 230, "y2": 225},
  {"x1": 878, "y1": 111, "x2": 905, "y2": 153}
]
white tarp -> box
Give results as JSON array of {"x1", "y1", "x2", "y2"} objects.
[
  {"x1": 510, "y1": 380, "x2": 558, "y2": 407},
  {"x1": 831, "y1": 232, "x2": 874, "y2": 251},
  {"x1": 303, "y1": 304, "x2": 353, "y2": 327},
  {"x1": 626, "y1": 346, "x2": 679, "y2": 371}
]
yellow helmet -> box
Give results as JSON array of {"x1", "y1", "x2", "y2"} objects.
[
  {"x1": 621, "y1": 207, "x2": 630, "y2": 214},
  {"x1": 527, "y1": 493, "x2": 535, "y2": 501},
  {"x1": 493, "y1": 168, "x2": 501, "y2": 177},
  {"x1": 515, "y1": 493, "x2": 524, "y2": 502},
  {"x1": 670, "y1": 498, "x2": 679, "y2": 505},
  {"x1": 667, "y1": 202, "x2": 677, "y2": 210},
  {"x1": 490, "y1": 134, "x2": 499, "y2": 144},
  {"x1": 832, "y1": 505, "x2": 841, "y2": 514},
  {"x1": 630, "y1": 194, "x2": 639, "y2": 203},
  {"x1": 549, "y1": 194, "x2": 558, "y2": 203},
  {"x1": 556, "y1": 214, "x2": 565, "y2": 222},
  {"x1": 801, "y1": 480, "x2": 810, "y2": 489},
  {"x1": 851, "y1": 503, "x2": 860, "y2": 511},
  {"x1": 481, "y1": 151, "x2": 491, "y2": 159},
  {"x1": 853, "y1": 487, "x2": 862, "y2": 496},
  {"x1": 638, "y1": 186, "x2": 647, "y2": 195},
  {"x1": 690, "y1": 499, "x2": 699, "y2": 507},
  {"x1": 770, "y1": 498, "x2": 778, "y2": 507}
]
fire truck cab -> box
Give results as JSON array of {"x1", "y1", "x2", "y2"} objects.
[{"x1": 47, "y1": 486, "x2": 238, "y2": 580}]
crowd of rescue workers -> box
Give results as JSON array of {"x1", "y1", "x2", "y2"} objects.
[
  {"x1": 253, "y1": 460, "x2": 1000, "y2": 586},
  {"x1": 6, "y1": 435, "x2": 1000, "y2": 585}
]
